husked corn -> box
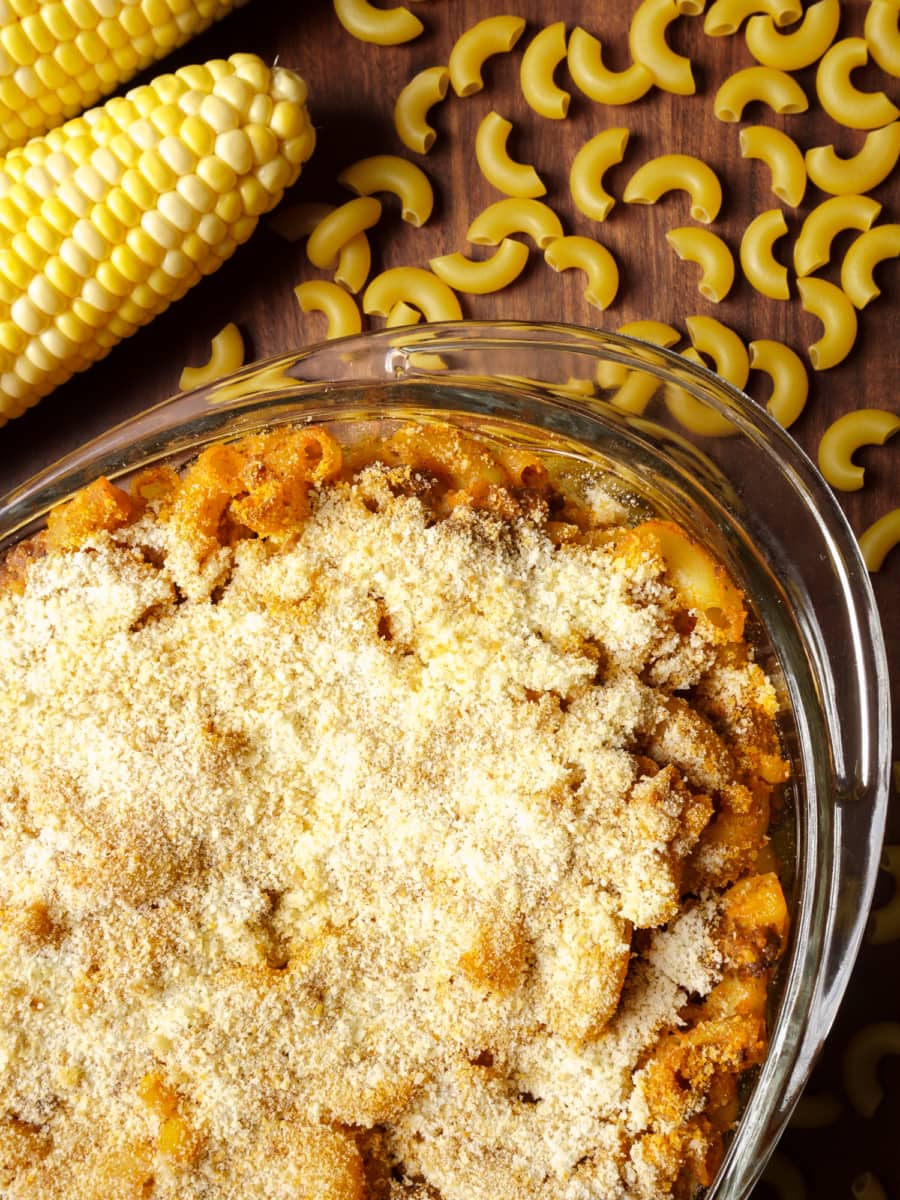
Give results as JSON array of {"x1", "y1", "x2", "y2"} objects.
[
  {"x1": 0, "y1": 0, "x2": 251, "y2": 155},
  {"x1": 0, "y1": 53, "x2": 315, "y2": 422}
]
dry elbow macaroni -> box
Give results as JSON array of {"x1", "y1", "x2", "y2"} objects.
[
  {"x1": 384, "y1": 301, "x2": 423, "y2": 328},
  {"x1": 394, "y1": 66, "x2": 450, "y2": 155},
  {"x1": 475, "y1": 112, "x2": 546, "y2": 198},
  {"x1": 816, "y1": 37, "x2": 900, "y2": 131},
  {"x1": 569, "y1": 128, "x2": 630, "y2": 222},
  {"x1": 601, "y1": 320, "x2": 681, "y2": 412},
  {"x1": 666, "y1": 317, "x2": 749, "y2": 438},
  {"x1": 788, "y1": 1090, "x2": 843, "y2": 1129},
  {"x1": 429, "y1": 239, "x2": 530, "y2": 294},
  {"x1": 334, "y1": 231, "x2": 372, "y2": 294},
  {"x1": 520, "y1": 22, "x2": 571, "y2": 119},
  {"x1": 740, "y1": 208, "x2": 790, "y2": 300},
  {"x1": 294, "y1": 279, "x2": 363, "y2": 339},
  {"x1": 704, "y1": 0, "x2": 802, "y2": 36},
  {"x1": 843, "y1": 1022, "x2": 900, "y2": 1118},
  {"x1": 629, "y1": 0, "x2": 697, "y2": 95},
  {"x1": 841, "y1": 224, "x2": 900, "y2": 308},
  {"x1": 869, "y1": 845, "x2": 900, "y2": 944},
  {"x1": 714, "y1": 65, "x2": 808, "y2": 122},
  {"x1": 748, "y1": 339, "x2": 809, "y2": 428},
  {"x1": 805, "y1": 122, "x2": 900, "y2": 195},
  {"x1": 332, "y1": 0, "x2": 423, "y2": 45},
  {"x1": 544, "y1": 235, "x2": 620, "y2": 310},
  {"x1": 363, "y1": 266, "x2": 463, "y2": 321},
  {"x1": 665, "y1": 227, "x2": 735, "y2": 302},
  {"x1": 466, "y1": 198, "x2": 564, "y2": 248},
  {"x1": 760, "y1": 1151, "x2": 808, "y2": 1200},
  {"x1": 817, "y1": 409, "x2": 900, "y2": 492},
  {"x1": 852, "y1": 1173, "x2": 889, "y2": 1200},
  {"x1": 448, "y1": 15, "x2": 526, "y2": 97},
  {"x1": 745, "y1": 0, "x2": 840, "y2": 70},
  {"x1": 306, "y1": 197, "x2": 382, "y2": 270},
  {"x1": 623, "y1": 153, "x2": 723, "y2": 223},
  {"x1": 865, "y1": 1, "x2": 900, "y2": 78},
  {"x1": 179, "y1": 323, "x2": 245, "y2": 392},
  {"x1": 338, "y1": 155, "x2": 434, "y2": 227},
  {"x1": 794, "y1": 195, "x2": 882, "y2": 278},
  {"x1": 859, "y1": 509, "x2": 900, "y2": 571},
  {"x1": 797, "y1": 277, "x2": 859, "y2": 370},
  {"x1": 567, "y1": 26, "x2": 654, "y2": 105},
  {"x1": 739, "y1": 125, "x2": 807, "y2": 207}
]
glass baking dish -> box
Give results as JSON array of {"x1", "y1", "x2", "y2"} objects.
[{"x1": 0, "y1": 321, "x2": 889, "y2": 1200}]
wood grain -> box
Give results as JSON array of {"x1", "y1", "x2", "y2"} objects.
[{"x1": 0, "y1": 1, "x2": 897, "y2": 1192}]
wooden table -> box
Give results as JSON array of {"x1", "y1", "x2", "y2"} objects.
[{"x1": 0, "y1": 1, "x2": 897, "y2": 1194}]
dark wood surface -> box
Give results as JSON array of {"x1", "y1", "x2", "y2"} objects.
[{"x1": 0, "y1": 1, "x2": 897, "y2": 1193}]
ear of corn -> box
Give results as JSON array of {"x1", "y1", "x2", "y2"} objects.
[
  {"x1": 0, "y1": 52, "x2": 314, "y2": 423},
  {"x1": 0, "y1": 0, "x2": 252, "y2": 156}
]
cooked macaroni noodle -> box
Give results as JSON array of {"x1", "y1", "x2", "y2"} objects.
[
  {"x1": 841, "y1": 224, "x2": 900, "y2": 308},
  {"x1": 665, "y1": 227, "x2": 735, "y2": 302},
  {"x1": 748, "y1": 338, "x2": 809, "y2": 428},
  {"x1": 865, "y1": 1, "x2": 900, "y2": 78},
  {"x1": 794, "y1": 194, "x2": 882, "y2": 277},
  {"x1": 466, "y1": 198, "x2": 564, "y2": 248},
  {"x1": 797, "y1": 277, "x2": 859, "y2": 370},
  {"x1": 859, "y1": 508, "x2": 900, "y2": 571},
  {"x1": 745, "y1": 0, "x2": 840, "y2": 70},
  {"x1": 544, "y1": 235, "x2": 620, "y2": 310},
  {"x1": 739, "y1": 125, "x2": 807, "y2": 206},
  {"x1": 448, "y1": 15, "x2": 526, "y2": 97},
  {"x1": 629, "y1": 0, "x2": 697, "y2": 95},
  {"x1": 843, "y1": 1023, "x2": 900, "y2": 1117},
  {"x1": 714, "y1": 66, "x2": 808, "y2": 122},
  {"x1": 338, "y1": 155, "x2": 434, "y2": 227},
  {"x1": 363, "y1": 266, "x2": 463, "y2": 321},
  {"x1": 429, "y1": 239, "x2": 530, "y2": 294},
  {"x1": 394, "y1": 66, "x2": 450, "y2": 155},
  {"x1": 520, "y1": 22, "x2": 571, "y2": 119},
  {"x1": 475, "y1": 112, "x2": 546, "y2": 198},
  {"x1": 334, "y1": 231, "x2": 372, "y2": 294},
  {"x1": 816, "y1": 37, "x2": 900, "y2": 130},
  {"x1": 567, "y1": 26, "x2": 655, "y2": 105},
  {"x1": 817, "y1": 408, "x2": 900, "y2": 491},
  {"x1": 740, "y1": 208, "x2": 790, "y2": 299},
  {"x1": 805, "y1": 122, "x2": 900, "y2": 194},
  {"x1": 332, "y1": 0, "x2": 423, "y2": 45},
  {"x1": 623, "y1": 153, "x2": 723, "y2": 223},
  {"x1": 704, "y1": 0, "x2": 802, "y2": 35},
  {"x1": 294, "y1": 279, "x2": 363, "y2": 339},
  {"x1": 178, "y1": 322, "x2": 244, "y2": 392},
  {"x1": 869, "y1": 845, "x2": 900, "y2": 944},
  {"x1": 570, "y1": 128, "x2": 630, "y2": 222},
  {"x1": 306, "y1": 197, "x2": 382, "y2": 269}
]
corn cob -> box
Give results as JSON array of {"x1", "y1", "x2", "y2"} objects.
[
  {"x1": 0, "y1": 0, "x2": 251, "y2": 157},
  {"x1": 0, "y1": 52, "x2": 314, "y2": 422}
]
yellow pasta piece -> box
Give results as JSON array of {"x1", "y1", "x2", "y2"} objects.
[
  {"x1": 294, "y1": 279, "x2": 363, "y2": 340},
  {"x1": 569, "y1": 128, "x2": 630, "y2": 222},
  {"x1": 429, "y1": 239, "x2": 530, "y2": 294},
  {"x1": 841, "y1": 224, "x2": 900, "y2": 308},
  {"x1": 667, "y1": 353, "x2": 738, "y2": 438},
  {"x1": 642, "y1": 519, "x2": 745, "y2": 636},
  {"x1": 869, "y1": 845, "x2": 900, "y2": 944},
  {"x1": 363, "y1": 266, "x2": 462, "y2": 322},
  {"x1": 859, "y1": 508, "x2": 900, "y2": 571},
  {"x1": 714, "y1": 66, "x2": 808, "y2": 121},
  {"x1": 739, "y1": 125, "x2": 806, "y2": 207},
  {"x1": 544, "y1": 235, "x2": 619, "y2": 310},
  {"x1": 805, "y1": 122, "x2": 900, "y2": 194},
  {"x1": 745, "y1": 0, "x2": 840, "y2": 70},
  {"x1": 676, "y1": 0, "x2": 707, "y2": 12},
  {"x1": 794, "y1": 195, "x2": 882, "y2": 277},
  {"x1": 817, "y1": 408, "x2": 900, "y2": 491},
  {"x1": 816, "y1": 37, "x2": 900, "y2": 130},
  {"x1": 269, "y1": 202, "x2": 336, "y2": 243},
  {"x1": 332, "y1": 0, "x2": 423, "y2": 45},
  {"x1": 704, "y1": 0, "x2": 802, "y2": 36},
  {"x1": 602, "y1": 321, "x2": 681, "y2": 410},
  {"x1": 179, "y1": 322, "x2": 244, "y2": 391},
  {"x1": 567, "y1": 27, "x2": 654, "y2": 105},
  {"x1": 466, "y1": 198, "x2": 564, "y2": 249},
  {"x1": 748, "y1": 339, "x2": 809, "y2": 428},
  {"x1": 843, "y1": 1022, "x2": 900, "y2": 1117},
  {"x1": 629, "y1": 0, "x2": 696, "y2": 95},
  {"x1": 852, "y1": 1173, "x2": 889, "y2": 1200},
  {"x1": 475, "y1": 112, "x2": 546, "y2": 198},
  {"x1": 306, "y1": 197, "x2": 382, "y2": 270},
  {"x1": 740, "y1": 209, "x2": 790, "y2": 299},
  {"x1": 623, "y1": 154, "x2": 723, "y2": 223},
  {"x1": 338, "y1": 155, "x2": 434, "y2": 227},
  {"x1": 619, "y1": 320, "x2": 682, "y2": 345},
  {"x1": 665, "y1": 227, "x2": 735, "y2": 302},
  {"x1": 520, "y1": 22, "x2": 571, "y2": 119},
  {"x1": 334, "y1": 231, "x2": 372, "y2": 294},
  {"x1": 448, "y1": 15, "x2": 526, "y2": 98},
  {"x1": 796, "y1": 277, "x2": 858, "y2": 370},
  {"x1": 394, "y1": 66, "x2": 450, "y2": 155},
  {"x1": 667, "y1": 317, "x2": 748, "y2": 438},
  {"x1": 385, "y1": 301, "x2": 422, "y2": 328},
  {"x1": 866, "y1": 1, "x2": 900, "y2": 78}
]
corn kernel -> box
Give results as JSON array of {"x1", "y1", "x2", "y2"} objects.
[
  {"x1": 121, "y1": 167, "x2": 157, "y2": 210},
  {"x1": 55, "y1": 309, "x2": 92, "y2": 344},
  {"x1": 141, "y1": 208, "x2": 179, "y2": 250},
  {"x1": 213, "y1": 190, "x2": 240, "y2": 224},
  {"x1": 0, "y1": 320, "x2": 28, "y2": 355},
  {"x1": 44, "y1": 255, "x2": 81, "y2": 298},
  {"x1": 206, "y1": 58, "x2": 230, "y2": 82},
  {"x1": 109, "y1": 132, "x2": 140, "y2": 169},
  {"x1": 257, "y1": 156, "x2": 291, "y2": 196},
  {"x1": 58, "y1": 238, "x2": 94, "y2": 278},
  {"x1": 196, "y1": 211, "x2": 225, "y2": 245},
  {"x1": 130, "y1": 85, "x2": 159, "y2": 119},
  {"x1": 76, "y1": 29, "x2": 107, "y2": 66},
  {"x1": 155, "y1": 74, "x2": 187, "y2": 106},
  {"x1": 181, "y1": 231, "x2": 207, "y2": 262},
  {"x1": 72, "y1": 296, "x2": 108, "y2": 328},
  {"x1": 27, "y1": 214, "x2": 63, "y2": 256},
  {"x1": 111, "y1": 43, "x2": 141, "y2": 76},
  {"x1": 23, "y1": 164, "x2": 56, "y2": 199},
  {"x1": 199, "y1": 93, "x2": 238, "y2": 134},
  {"x1": 12, "y1": 232, "x2": 48, "y2": 273},
  {"x1": 149, "y1": 103, "x2": 183, "y2": 138},
  {"x1": 161, "y1": 248, "x2": 194, "y2": 280},
  {"x1": 81, "y1": 277, "x2": 117, "y2": 312},
  {"x1": 96, "y1": 259, "x2": 132, "y2": 297},
  {"x1": 176, "y1": 173, "x2": 215, "y2": 214},
  {"x1": 1, "y1": 24, "x2": 38, "y2": 68},
  {"x1": 157, "y1": 135, "x2": 196, "y2": 176},
  {"x1": 126, "y1": 226, "x2": 165, "y2": 267},
  {"x1": 39, "y1": 326, "x2": 76, "y2": 361},
  {"x1": 11, "y1": 294, "x2": 45, "y2": 335},
  {"x1": 270, "y1": 100, "x2": 304, "y2": 141},
  {"x1": 175, "y1": 64, "x2": 212, "y2": 92},
  {"x1": 72, "y1": 217, "x2": 109, "y2": 261},
  {"x1": 42, "y1": 4, "x2": 78, "y2": 42},
  {"x1": 285, "y1": 131, "x2": 314, "y2": 166},
  {"x1": 28, "y1": 274, "x2": 66, "y2": 317},
  {"x1": 105, "y1": 186, "x2": 139, "y2": 227},
  {"x1": 238, "y1": 176, "x2": 268, "y2": 217},
  {"x1": 215, "y1": 129, "x2": 252, "y2": 175},
  {"x1": 97, "y1": 17, "x2": 129, "y2": 50},
  {"x1": 41, "y1": 196, "x2": 77, "y2": 236},
  {"x1": 119, "y1": 6, "x2": 150, "y2": 37},
  {"x1": 129, "y1": 118, "x2": 160, "y2": 152},
  {"x1": 91, "y1": 147, "x2": 124, "y2": 187},
  {"x1": 73, "y1": 163, "x2": 107, "y2": 203},
  {"x1": 130, "y1": 282, "x2": 158, "y2": 309},
  {"x1": 231, "y1": 214, "x2": 255, "y2": 244},
  {"x1": 138, "y1": 148, "x2": 176, "y2": 193},
  {"x1": 212, "y1": 75, "x2": 254, "y2": 116},
  {"x1": 246, "y1": 93, "x2": 273, "y2": 126},
  {"x1": 54, "y1": 41, "x2": 88, "y2": 78},
  {"x1": 68, "y1": 0, "x2": 101, "y2": 30},
  {"x1": 230, "y1": 52, "x2": 270, "y2": 92},
  {"x1": 15, "y1": 65, "x2": 42, "y2": 102},
  {"x1": 197, "y1": 155, "x2": 236, "y2": 195},
  {"x1": 34, "y1": 56, "x2": 68, "y2": 94},
  {"x1": 158, "y1": 190, "x2": 197, "y2": 233},
  {"x1": 272, "y1": 67, "x2": 307, "y2": 107},
  {"x1": 91, "y1": 202, "x2": 125, "y2": 244},
  {"x1": 179, "y1": 115, "x2": 214, "y2": 158}
]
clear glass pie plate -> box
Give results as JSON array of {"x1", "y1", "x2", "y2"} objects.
[{"x1": 0, "y1": 321, "x2": 890, "y2": 1200}]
